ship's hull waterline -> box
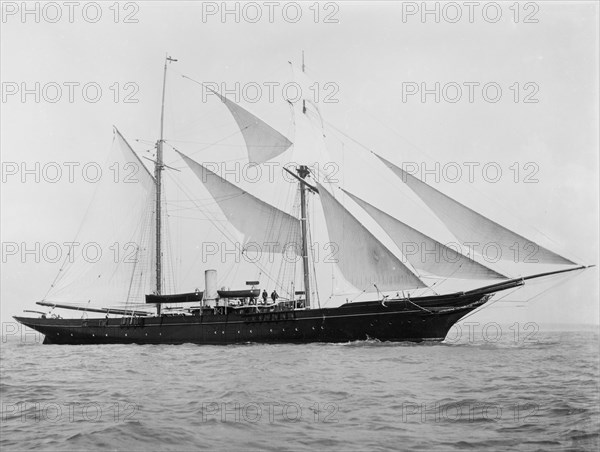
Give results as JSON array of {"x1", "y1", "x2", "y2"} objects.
[{"x1": 14, "y1": 293, "x2": 490, "y2": 345}]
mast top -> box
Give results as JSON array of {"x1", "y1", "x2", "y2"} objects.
[
  {"x1": 298, "y1": 164, "x2": 309, "y2": 179},
  {"x1": 283, "y1": 166, "x2": 318, "y2": 193}
]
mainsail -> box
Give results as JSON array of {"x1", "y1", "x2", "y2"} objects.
[
  {"x1": 178, "y1": 151, "x2": 301, "y2": 254},
  {"x1": 342, "y1": 189, "x2": 506, "y2": 280},
  {"x1": 375, "y1": 153, "x2": 576, "y2": 266},
  {"x1": 316, "y1": 182, "x2": 427, "y2": 292},
  {"x1": 45, "y1": 128, "x2": 158, "y2": 305},
  {"x1": 207, "y1": 87, "x2": 293, "y2": 165}
]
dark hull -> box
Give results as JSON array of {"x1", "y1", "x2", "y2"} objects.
[{"x1": 15, "y1": 293, "x2": 491, "y2": 345}]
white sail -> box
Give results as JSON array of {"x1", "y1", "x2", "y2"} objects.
[
  {"x1": 114, "y1": 127, "x2": 156, "y2": 184},
  {"x1": 316, "y1": 182, "x2": 427, "y2": 292},
  {"x1": 178, "y1": 151, "x2": 301, "y2": 254},
  {"x1": 45, "y1": 128, "x2": 157, "y2": 305},
  {"x1": 342, "y1": 189, "x2": 506, "y2": 280},
  {"x1": 208, "y1": 88, "x2": 292, "y2": 165},
  {"x1": 376, "y1": 153, "x2": 576, "y2": 266}
]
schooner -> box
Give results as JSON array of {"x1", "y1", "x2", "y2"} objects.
[{"x1": 15, "y1": 56, "x2": 591, "y2": 345}]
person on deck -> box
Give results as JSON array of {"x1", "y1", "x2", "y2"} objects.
[
  {"x1": 262, "y1": 290, "x2": 268, "y2": 304},
  {"x1": 271, "y1": 290, "x2": 279, "y2": 303}
]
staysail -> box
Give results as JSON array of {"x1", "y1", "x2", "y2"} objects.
[
  {"x1": 375, "y1": 153, "x2": 576, "y2": 266},
  {"x1": 342, "y1": 189, "x2": 506, "y2": 280},
  {"x1": 316, "y1": 182, "x2": 427, "y2": 292},
  {"x1": 207, "y1": 87, "x2": 292, "y2": 165},
  {"x1": 178, "y1": 151, "x2": 301, "y2": 254}
]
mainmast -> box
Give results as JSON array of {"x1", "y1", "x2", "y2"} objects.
[
  {"x1": 298, "y1": 166, "x2": 310, "y2": 308},
  {"x1": 155, "y1": 55, "x2": 177, "y2": 314},
  {"x1": 296, "y1": 50, "x2": 311, "y2": 308},
  {"x1": 297, "y1": 165, "x2": 314, "y2": 309},
  {"x1": 283, "y1": 165, "x2": 316, "y2": 309},
  {"x1": 299, "y1": 52, "x2": 309, "y2": 307}
]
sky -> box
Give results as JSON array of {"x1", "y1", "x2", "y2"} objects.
[{"x1": 1, "y1": 1, "x2": 598, "y2": 328}]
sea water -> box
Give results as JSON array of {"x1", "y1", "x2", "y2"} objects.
[{"x1": 1, "y1": 326, "x2": 598, "y2": 451}]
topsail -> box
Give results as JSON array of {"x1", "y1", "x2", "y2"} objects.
[{"x1": 208, "y1": 88, "x2": 293, "y2": 165}]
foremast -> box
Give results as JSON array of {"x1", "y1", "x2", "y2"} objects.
[{"x1": 155, "y1": 55, "x2": 177, "y2": 315}]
